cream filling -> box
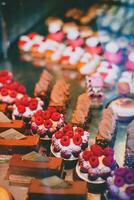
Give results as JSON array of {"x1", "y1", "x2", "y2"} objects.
[{"x1": 105, "y1": 41, "x2": 119, "y2": 53}]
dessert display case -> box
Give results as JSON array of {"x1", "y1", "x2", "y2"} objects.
[{"x1": 0, "y1": 0, "x2": 134, "y2": 200}]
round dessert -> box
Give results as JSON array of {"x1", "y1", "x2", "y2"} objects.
[
  {"x1": 109, "y1": 98, "x2": 134, "y2": 123},
  {"x1": 104, "y1": 41, "x2": 123, "y2": 64},
  {"x1": 76, "y1": 144, "x2": 118, "y2": 184},
  {"x1": 0, "y1": 70, "x2": 13, "y2": 88},
  {"x1": 85, "y1": 37, "x2": 103, "y2": 55},
  {"x1": 107, "y1": 167, "x2": 134, "y2": 200},
  {"x1": 0, "y1": 82, "x2": 26, "y2": 105},
  {"x1": 12, "y1": 95, "x2": 44, "y2": 121},
  {"x1": 51, "y1": 124, "x2": 90, "y2": 160},
  {"x1": 30, "y1": 107, "x2": 64, "y2": 138}
]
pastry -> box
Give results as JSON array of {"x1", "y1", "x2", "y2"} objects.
[{"x1": 71, "y1": 93, "x2": 91, "y2": 125}]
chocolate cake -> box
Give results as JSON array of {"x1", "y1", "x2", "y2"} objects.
[
  {"x1": 71, "y1": 93, "x2": 91, "y2": 126},
  {"x1": 0, "y1": 133, "x2": 39, "y2": 154},
  {"x1": 49, "y1": 80, "x2": 70, "y2": 110},
  {"x1": 28, "y1": 179, "x2": 87, "y2": 200},
  {"x1": 9, "y1": 154, "x2": 63, "y2": 178}
]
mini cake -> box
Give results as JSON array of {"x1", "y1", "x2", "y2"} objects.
[
  {"x1": 76, "y1": 144, "x2": 118, "y2": 190},
  {"x1": 46, "y1": 17, "x2": 64, "y2": 42},
  {"x1": 107, "y1": 167, "x2": 134, "y2": 200},
  {"x1": 125, "y1": 120, "x2": 134, "y2": 168},
  {"x1": 49, "y1": 80, "x2": 70, "y2": 110},
  {"x1": 51, "y1": 124, "x2": 90, "y2": 160},
  {"x1": 118, "y1": 71, "x2": 134, "y2": 96},
  {"x1": 0, "y1": 70, "x2": 13, "y2": 88},
  {"x1": 28, "y1": 179, "x2": 87, "y2": 200},
  {"x1": 34, "y1": 70, "x2": 53, "y2": 98},
  {"x1": 86, "y1": 73, "x2": 104, "y2": 107},
  {"x1": 125, "y1": 51, "x2": 134, "y2": 71},
  {"x1": 85, "y1": 37, "x2": 103, "y2": 55},
  {"x1": 96, "y1": 107, "x2": 117, "y2": 148},
  {"x1": 97, "y1": 61, "x2": 120, "y2": 88},
  {"x1": 104, "y1": 41, "x2": 123, "y2": 64},
  {"x1": 12, "y1": 95, "x2": 44, "y2": 122},
  {"x1": 9, "y1": 154, "x2": 63, "y2": 178},
  {"x1": 77, "y1": 54, "x2": 101, "y2": 75},
  {"x1": 71, "y1": 93, "x2": 91, "y2": 126},
  {"x1": 0, "y1": 82, "x2": 26, "y2": 105},
  {"x1": 109, "y1": 98, "x2": 134, "y2": 123},
  {"x1": 30, "y1": 107, "x2": 64, "y2": 138}
]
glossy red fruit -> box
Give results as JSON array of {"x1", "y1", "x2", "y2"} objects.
[
  {"x1": 66, "y1": 130, "x2": 74, "y2": 138},
  {"x1": 55, "y1": 131, "x2": 64, "y2": 139},
  {"x1": 89, "y1": 156, "x2": 99, "y2": 168},
  {"x1": 17, "y1": 104, "x2": 26, "y2": 113},
  {"x1": 35, "y1": 116, "x2": 44, "y2": 125},
  {"x1": 63, "y1": 124, "x2": 73, "y2": 133},
  {"x1": 44, "y1": 119, "x2": 52, "y2": 129},
  {"x1": 103, "y1": 156, "x2": 114, "y2": 167},
  {"x1": 83, "y1": 150, "x2": 93, "y2": 161},
  {"x1": 0, "y1": 88, "x2": 8, "y2": 96},
  {"x1": 43, "y1": 110, "x2": 51, "y2": 120},
  {"x1": 75, "y1": 127, "x2": 84, "y2": 136},
  {"x1": 91, "y1": 144, "x2": 103, "y2": 156},
  {"x1": 73, "y1": 134, "x2": 82, "y2": 145},
  {"x1": 51, "y1": 112, "x2": 61, "y2": 121},
  {"x1": 60, "y1": 135, "x2": 70, "y2": 146}
]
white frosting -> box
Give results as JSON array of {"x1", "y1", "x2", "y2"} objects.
[
  {"x1": 67, "y1": 29, "x2": 79, "y2": 40},
  {"x1": 21, "y1": 41, "x2": 34, "y2": 51},
  {"x1": 51, "y1": 43, "x2": 66, "y2": 61},
  {"x1": 128, "y1": 52, "x2": 134, "y2": 62},
  {"x1": 80, "y1": 52, "x2": 92, "y2": 63},
  {"x1": 48, "y1": 23, "x2": 61, "y2": 33},
  {"x1": 20, "y1": 35, "x2": 30, "y2": 42},
  {"x1": 32, "y1": 35, "x2": 44, "y2": 43},
  {"x1": 37, "y1": 39, "x2": 59, "y2": 53},
  {"x1": 0, "y1": 93, "x2": 24, "y2": 104},
  {"x1": 105, "y1": 41, "x2": 119, "y2": 53},
  {"x1": 62, "y1": 46, "x2": 73, "y2": 56},
  {"x1": 119, "y1": 71, "x2": 134, "y2": 93},
  {"x1": 86, "y1": 37, "x2": 100, "y2": 47},
  {"x1": 69, "y1": 47, "x2": 84, "y2": 64}
]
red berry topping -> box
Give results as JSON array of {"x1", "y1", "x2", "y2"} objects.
[
  {"x1": 66, "y1": 130, "x2": 74, "y2": 138},
  {"x1": 29, "y1": 99, "x2": 38, "y2": 110},
  {"x1": 0, "y1": 88, "x2": 8, "y2": 96},
  {"x1": 89, "y1": 156, "x2": 99, "y2": 168},
  {"x1": 91, "y1": 144, "x2": 103, "y2": 156},
  {"x1": 34, "y1": 110, "x2": 43, "y2": 117},
  {"x1": 17, "y1": 85, "x2": 26, "y2": 94},
  {"x1": 0, "y1": 70, "x2": 9, "y2": 77},
  {"x1": 125, "y1": 171, "x2": 134, "y2": 184},
  {"x1": 43, "y1": 110, "x2": 51, "y2": 120},
  {"x1": 47, "y1": 107, "x2": 56, "y2": 114},
  {"x1": 35, "y1": 116, "x2": 44, "y2": 125},
  {"x1": 83, "y1": 150, "x2": 93, "y2": 161},
  {"x1": 103, "y1": 147, "x2": 114, "y2": 156},
  {"x1": 114, "y1": 176, "x2": 125, "y2": 187},
  {"x1": 9, "y1": 82, "x2": 20, "y2": 90},
  {"x1": 28, "y1": 32, "x2": 38, "y2": 39},
  {"x1": 21, "y1": 95, "x2": 29, "y2": 106},
  {"x1": 102, "y1": 156, "x2": 114, "y2": 167},
  {"x1": 55, "y1": 131, "x2": 64, "y2": 139},
  {"x1": 60, "y1": 135, "x2": 70, "y2": 146},
  {"x1": 51, "y1": 112, "x2": 61, "y2": 121},
  {"x1": 18, "y1": 40, "x2": 27, "y2": 46},
  {"x1": 44, "y1": 119, "x2": 52, "y2": 129},
  {"x1": 75, "y1": 127, "x2": 84, "y2": 136},
  {"x1": 115, "y1": 168, "x2": 127, "y2": 176},
  {"x1": 73, "y1": 134, "x2": 82, "y2": 145},
  {"x1": 0, "y1": 77, "x2": 7, "y2": 84},
  {"x1": 10, "y1": 91, "x2": 17, "y2": 98},
  {"x1": 17, "y1": 105, "x2": 26, "y2": 113},
  {"x1": 126, "y1": 186, "x2": 134, "y2": 198},
  {"x1": 63, "y1": 124, "x2": 73, "y2": 133}
]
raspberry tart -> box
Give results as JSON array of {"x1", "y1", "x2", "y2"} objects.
[
  {"x1": 30, "y1": 107, "x2": 64, "y2": 138},
  {"x1": 51, "y1": 124, "x2": 90, "y2": 160},
  {"x1": 76, "y1": 144, "x2": 118, "y2": 192},
  {"x1": 107, "y1": 167, "x2": 134, "y2": 200},
  {"x1": 12, "y1": 95, "x2": 44, "y2": 122}
]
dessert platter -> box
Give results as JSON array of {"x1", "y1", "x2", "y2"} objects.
[{"x1": 0, "y1": 2, "x2": 134, "y2": 200}]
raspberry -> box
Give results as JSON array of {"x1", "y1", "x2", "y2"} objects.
[
  {"x1": 44, "y1": 119, "x2": 52, "y2": 128},
  {"x1": 73, "y1": 134, "x2": 82, "y2": 145},
  {"x1": 83, "y1": 150, "x2": 93, "y2": 161},
  {"x1": 29, "y1": 99, "x2": 38, "y2": 110},
  {"x1": 28, "y1": 32, "x2": 38, "y2": 39},
  {"x1": 63, "y1": 124, "x2": 73, "y2": 133},
  {"x1": 17, "y1": 105, "x2": 26, "y2": 113},
  {"x1": 114, "y1": 168, "x2": 127, "y2": 176},
  {"x1": 102, "y1": 156, "x2": 115, "y2": 167},
  {"x1": 103, "y1": 147, "x2": 114, "y2": 156},
  {"x1": 10, "y1": 91, "x2": 17, "y2": 98},
  {"x1": 75, "y1": 127, "x2": 84, "y2": 136},
  {"x1": 91, "y1": 144, "x2": 103, "y2": 156},
  {"x1": 80, "y1": 164, "x2": 88, "y2": 173},
  {"x1": 66, "y1": 131, "x2": 74, "y2": 138},
  {"x1": 55, "y1": 131, "x2": 64, "y2": 139},
  {"x1": 43, "y1": 110, "x2": 51, "y2": 120},
  {"x1": 17, "y1": 85, "x2": 26, "y2": 94},
  {"x1": 18, "y1": 40, "x2": 27, "y2": 46},
  {"x1": 60, "y1": 135, "x2": 70, "y2": 146},
  {"x1": 21, "y1": 95, "x2": 29, "y2": 106},
  {"x1": 47, "y1": 107, "x2": 56, "y2": 114},
  {"x1": 125, "y1": 171, "x2": 134, "y2": 184},
  {"x1": 0, "y1": 77, "x2": 7, "y2": 84},
  {"x1": 35, "y1": 116, "x2": 44, "y2": 125},
  {"x1": 0, "y1": 70, "x2": 9, "y2": 77},
  {"x1": 51, "y1": 112, "x2": 61, "y2": 121},
  {"x1": 89, "y1": 156, "x2": 99, "y2": 168},
  {"x1": 126, "y1": 186, "x2": 134, "y2": 198},
  {"x1": 0, "y1": 88, "x2": 8, "y2": 96},
  {"x1": 34, "y1": 110, "x2": 43, "y2": 117},
  {"x1": 114, "y1": 176, "x2": 125, "y2": 187}
]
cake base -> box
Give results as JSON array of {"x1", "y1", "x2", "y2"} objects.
[
  {"x1": 28, "y1": 179, "x2": 87, "y2": 200},
  {"x1": 0, "y1": 120, "x2": 25, "y2": 132}
]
